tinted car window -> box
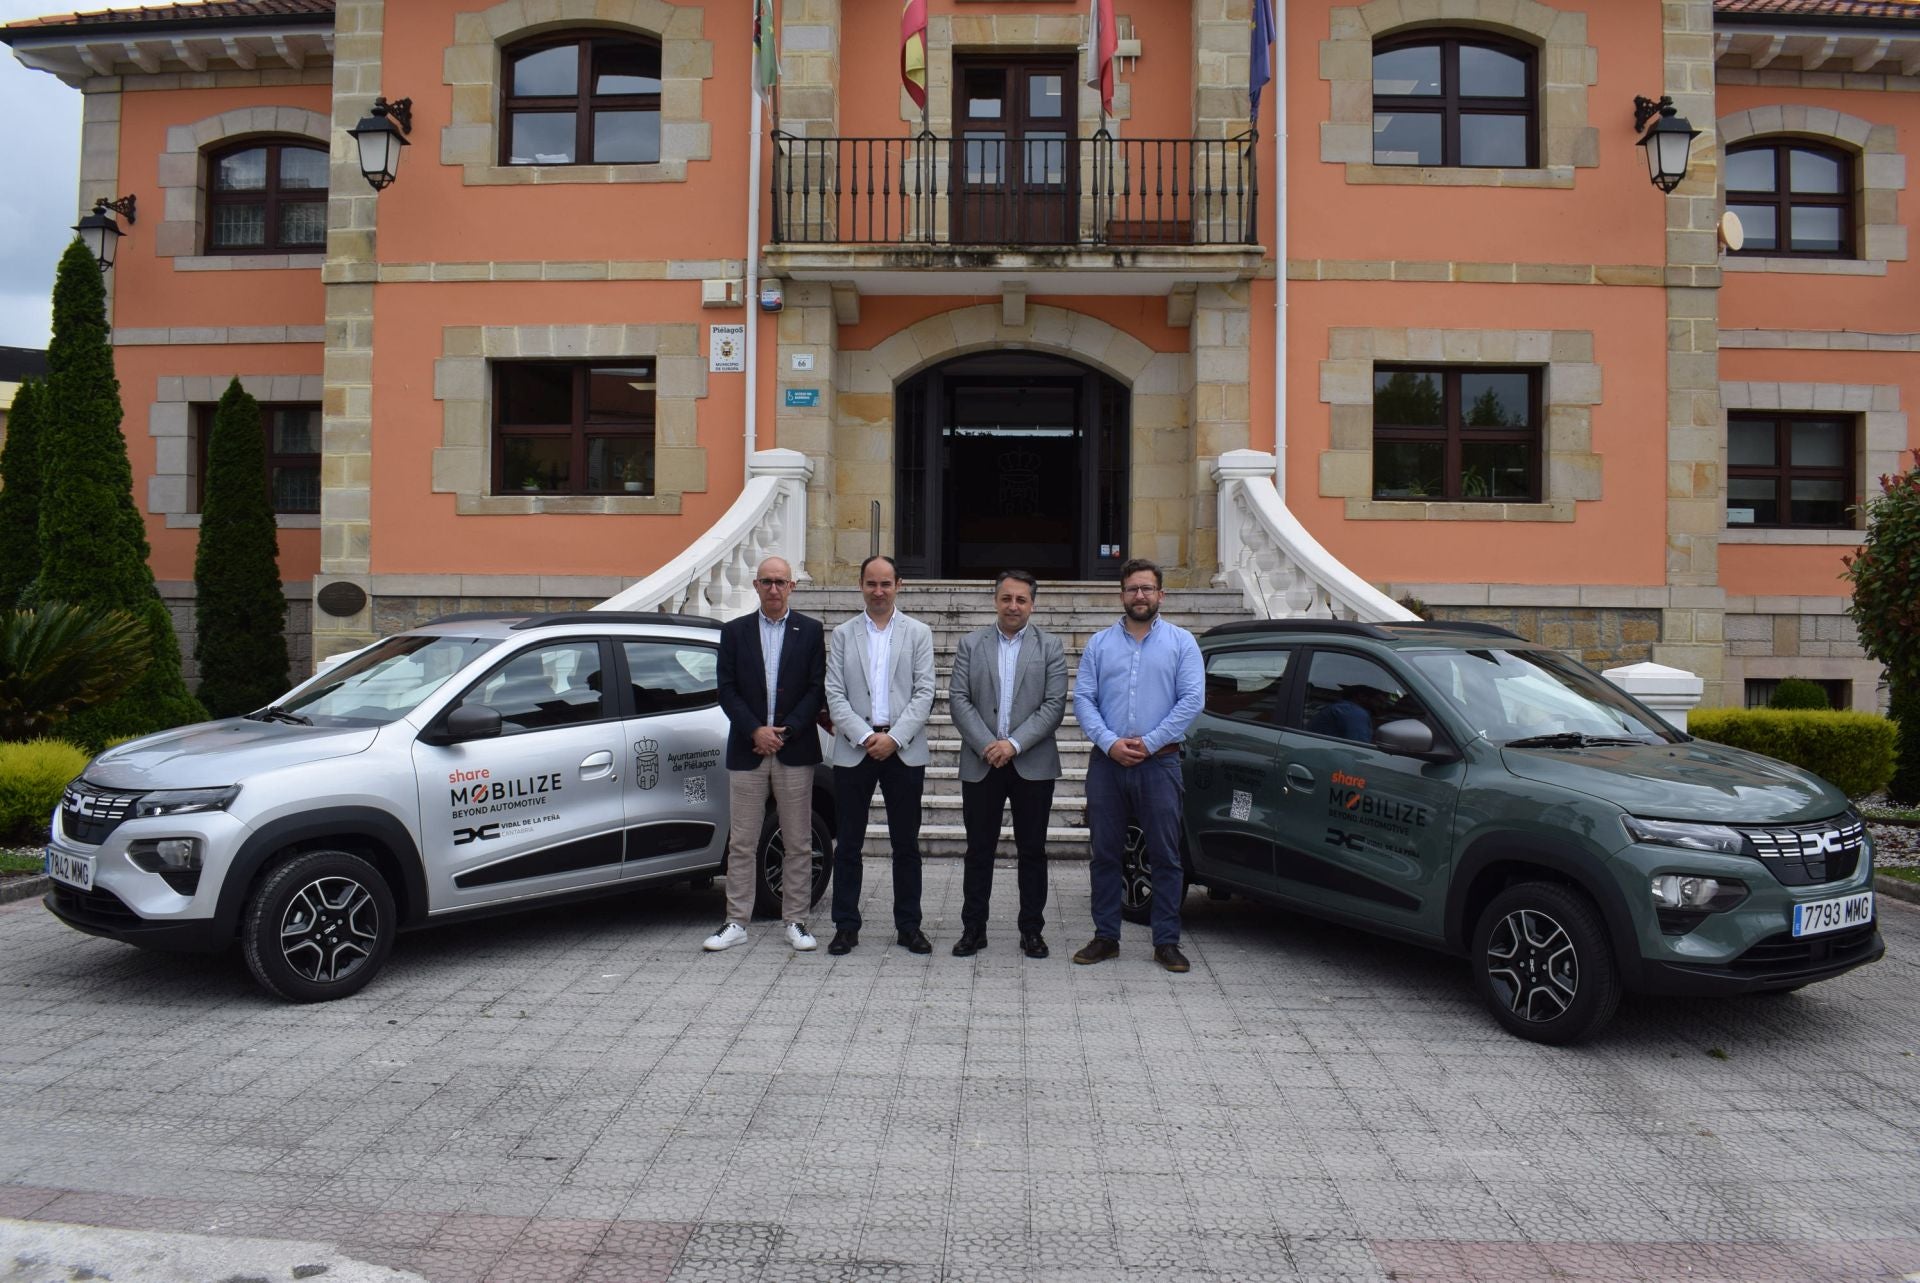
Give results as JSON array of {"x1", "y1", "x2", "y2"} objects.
[
  {"x1": 1298, "y1": 650, "x2": 1429, "y2": 744},
  {"x1": 459, "y1": 640, "x2": 606, "y2": 734},
  {"x1": 1204, "y1": 647, "x2": 1290, "y2": 724},
  {"x1": 624, "y1": 640, "x2": 719, "y2": 715}
]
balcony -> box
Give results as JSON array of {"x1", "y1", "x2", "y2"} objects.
[{"x1": 765, "y1": 130, "x2": 1267, "y2": 300}]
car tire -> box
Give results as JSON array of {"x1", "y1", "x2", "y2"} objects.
[
  {"x1": 752, "y1": 803, "x2": 834, "y2": 920},
  {"x1": 242, "y1": 849, "x2": 396, "y2": 1003},
  {"x1": 1118, "y1": 822, "x2": 1192, "y2": 926},
  {"x1": 1470, "y1": 881, "x2": 1621, "y2": 1045}
]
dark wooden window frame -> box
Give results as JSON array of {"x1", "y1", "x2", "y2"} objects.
[
  {"x1": 1371, "y1": 31, "x2": 1539, "y2": 169},
  {"x1": 1726, "y1": 139, "x2": 1856, "y2": 259},
  {"x1": 1372, "y1": 365, "x2": 1543, "y2": 502},
  {"x1": 192, "y1": 402, "x2": 322, "y2": 514},
  {"x1": 203, "y1": 140, "x2": 327, "y2": 254},
  {"x1": 1726, "y1": 411, "x2": 1855, "y2": 530},
  {"x1": 491, "y1": 361, "x2": 656, "y2": 497},
  {"x1": 499, "y1": 32, "x2": 663, "y2": 167}
]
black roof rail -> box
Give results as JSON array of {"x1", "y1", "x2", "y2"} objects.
[
  {"x1": 422, "y1": 611, "x2": 533, "y2": 626},
  {"x1": 1203, "y1": 619, "x2": 1395, "y2": 640},
  {"x1": 1385, "y1": 619, "x2": 1527, "y2": 641},
  {"x1": 510, "y1": 610, "x2": 723, "y2": 631}
]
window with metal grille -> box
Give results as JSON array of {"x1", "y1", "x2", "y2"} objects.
[
  {"x1": 205, "y1": 140, "x2": 327, "y2": 253},
  {"x1": 193, "y1": 403, "x2": 321, "y2": 514}
]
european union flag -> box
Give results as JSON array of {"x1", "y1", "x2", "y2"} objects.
[{"x1": 1249, "y1": 0, "x2": 1275, "y2": 123}]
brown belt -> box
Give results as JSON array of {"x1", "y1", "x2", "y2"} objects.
[{"x1": 1155, "y1": 742, "x2": 1181, "y2": 757}]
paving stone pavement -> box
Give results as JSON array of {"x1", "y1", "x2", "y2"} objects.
[{"x1": 0, "y1": 862, "x2": 1916, "y2": 1283}]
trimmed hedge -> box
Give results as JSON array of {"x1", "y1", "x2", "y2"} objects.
[
  {"x1": 0, "y1": 739, "x2": 89, "y2": 842},
  {"x1": 1768, "y1": 678, "x2": 1831, "y2": 711},
  {"x1": 1688, "y1": 708, "x2": 1896, "y2": 799}
]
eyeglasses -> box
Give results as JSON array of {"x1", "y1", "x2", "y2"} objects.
[
  {"x1": 755, "y1": 578, "x2": 792, "y2": 588},
  {"x1": 1121, "y1": 585, "x2": 1161, "y2": 596}
]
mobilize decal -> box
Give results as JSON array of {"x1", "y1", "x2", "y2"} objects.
[
  {"x1": 1325, "y1": 769, "x2": 1431, "y2": 836},
  {"x1": 635, "y1": 738, "x2": 660, "y2": 790},
  {"x1": 448, "y1": 767, "x2": 563, "y2": 821}
]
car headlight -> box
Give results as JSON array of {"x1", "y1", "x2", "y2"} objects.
[
  {"x1": 1650, "y1": 874, "x2": 1746, "y2": 910},
  {"x1": 132, "y1": 786, "x2": 240, "y2": 818},
  {"x1": 1622, "y1": 815, "x2": 1746, "y2": 856}
]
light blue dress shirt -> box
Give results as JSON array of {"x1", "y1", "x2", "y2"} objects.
[
  {"x1": 1072, "y1": 616, "x2": 1204, "y2": 756},
  {"x1": 756, "y1": 609, "x2": 787, "y2": 724},
  {"x1": 995, "y1": 625, "x2": 1026, "y2": 753}
]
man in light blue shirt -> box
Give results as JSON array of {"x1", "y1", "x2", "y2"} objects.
[{"x1": 1072, "y1": 558, "x2": 1204, "y2": 972}]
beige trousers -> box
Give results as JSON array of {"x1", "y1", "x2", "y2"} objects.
[{"x1": 725, "y1": 755, "x2": 816, "y2": 925}]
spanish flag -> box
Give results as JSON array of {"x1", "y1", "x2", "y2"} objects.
[{"x1": 902, "y1": 0, "x2": 928, "y2": 109}]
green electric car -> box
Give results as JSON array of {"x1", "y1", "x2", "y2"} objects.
[{"x1": 1124, "y1": 619, "x2": 1882, "y2": 1044}]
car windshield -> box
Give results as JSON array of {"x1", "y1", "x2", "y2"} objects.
[
  {"x1": 282, "y1": 634, "x2": 496, "y2": 725},
  {"x1": 1405, "y1": 647, "x2": 1681, "y2": 746}
]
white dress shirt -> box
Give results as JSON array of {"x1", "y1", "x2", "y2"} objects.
[
  {"x1": 996, "y1": 625, "x2": 1026, "y2": 752},
  {"x1": 865, "y1": 613, "x2": 894, "y2": 727},
  {"x1": 756, "y1": 609, "x2": 787, "y2": 724}
]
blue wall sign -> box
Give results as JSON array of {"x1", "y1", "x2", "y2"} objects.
[{"x1": 784, "y1": 387, "x2": 820, "y2": 407}]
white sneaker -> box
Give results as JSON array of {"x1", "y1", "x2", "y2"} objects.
[
  {"x1": 785, "y1": 921, "x2": 818, "y2": 951},
  {"x1": 703, "y1": 921, "x2": 748, "y2": 951}
]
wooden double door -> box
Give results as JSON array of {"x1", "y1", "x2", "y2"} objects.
[{"x1": 953, "y1": 55, "x2": 1077, "y2": 245}]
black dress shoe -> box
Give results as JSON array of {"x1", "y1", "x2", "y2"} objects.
[
  {"x1": 827, "y1": 929, "x2": 858, "y2": 955},
  {"x1": 1072, "y1": 937, "x2": 1119, "y2": 965},
  {"x1": 951, "y1": 929, "x2": 987, "y2": 957},
  {"x1": 1020, "y1": 932, "x2": 1049, "y2": 959},
  {"x1": 1153, "y1": 943, "x2": 1191, "y2": 973},
  {"x1": 898, "y1": 929, "x2": 933, "y2": 954}
]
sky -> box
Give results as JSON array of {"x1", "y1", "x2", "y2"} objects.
[{"x1": 0, "y1": 0, "x2": 84, "y2": 350}]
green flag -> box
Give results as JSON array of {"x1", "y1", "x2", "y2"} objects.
[{"x1": 754, "y1": 0, "x2": 778, "y2": 95}]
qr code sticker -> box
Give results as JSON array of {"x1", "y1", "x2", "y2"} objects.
[
  {"x1": 1229, "y1": 789, "x2": 1252, "y2": 822},
  {"x1": 683, "y1": 774, "x2": 708, "y2": 804}
]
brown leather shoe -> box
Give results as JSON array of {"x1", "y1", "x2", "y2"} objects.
[
  {"x1": 1072, "y1": 937, "x2": 1119, "y2": 965},
  {"x1": 1153, "y1": 944, "x2": 1191, "y2": 973}
]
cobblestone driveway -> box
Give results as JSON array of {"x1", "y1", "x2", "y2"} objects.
[{"x1": 1, "y1": 865, "x2": 1916, "y2": 1282}]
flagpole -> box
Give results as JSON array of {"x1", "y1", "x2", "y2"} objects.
[
  {"x1": 745, "y1": 8, "x2": 769, "y2": 484},
  {"x1": 1272, "y1": 0, "x2": 1287, "y2": 497}
]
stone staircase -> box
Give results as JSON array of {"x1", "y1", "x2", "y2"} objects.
[{"x1": 800, "y1": 580, "x2": 1256, "y2": 857}]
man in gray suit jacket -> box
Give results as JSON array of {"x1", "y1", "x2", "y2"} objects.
[
  {"x1": 824, "y1": 555, "x2": 937, "y2": 955},
  {"x1": 946, "y1": 571, "x2": 1067, "y2": 958}
]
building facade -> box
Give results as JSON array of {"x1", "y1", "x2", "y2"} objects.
[{"x1": 4, "y1": 0, "x2": 1915, "y2": 708}]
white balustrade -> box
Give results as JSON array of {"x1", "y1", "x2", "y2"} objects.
[
  {"x1": 595, "y1": 448, "x2": 814, "y2": 619},
  {"x1": 1212, "y1": 450, "x2": 1416, "y2": 623}
]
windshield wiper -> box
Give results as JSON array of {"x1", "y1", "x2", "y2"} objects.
[
  {"x1": 248, "y1": 705, "x2": 313, "y2": 725},
  {"x1": 1504, "y1": 732, "x2": 1652, "y2": 749}
]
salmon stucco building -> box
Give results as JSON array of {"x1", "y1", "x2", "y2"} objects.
[{"x1": 4, "y1": 0, "x2": 1918, "y2": 709}]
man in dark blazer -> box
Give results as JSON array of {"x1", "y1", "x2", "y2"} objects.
[
  {"x1": 705, "y1": 555, "x2": 827, "y2": 952},
  {"x1": 945, "y1": 570, "x2": 1067, "y2": 958}
]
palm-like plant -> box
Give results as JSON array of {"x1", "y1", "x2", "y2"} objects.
[{"x1": 0, "y1": 603, "x2": 153, "y2": 740}]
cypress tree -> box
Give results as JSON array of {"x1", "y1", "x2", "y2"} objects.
[
  {"x1": 31, "y1": 238, "x2": 203, "y2": 745},
  {"x1": 0, "y1": 378, "x2": 46, "y2": 606},
  {"x1": 194, "y1": 379, "x2": 289, "y2": 717}
]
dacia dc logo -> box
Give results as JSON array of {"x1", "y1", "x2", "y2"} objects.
[
  {"x1": 62, "y1": 788, "x2": 108, "y2": 818},
  {"x1": 634, "y1": 738, "x2": 660, "y2": 790},
  {"x1": 453, "y1": 824, "x2": 500, "y2": 846},
  {"x1": 1801, "y1": 829, "x2": 1847, "y2": 857}
]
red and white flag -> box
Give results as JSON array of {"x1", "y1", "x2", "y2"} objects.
[{"x1": 1087, "y1": 0, "x2": 1117, "y2": 117}]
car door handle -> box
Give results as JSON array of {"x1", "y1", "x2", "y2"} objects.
[
  {"x1": 580, "y1": 751, "x2": 616, "y2": 781},
  {"x1": 1285, "y1": 763, "x2": 1314, "y2": 790}
]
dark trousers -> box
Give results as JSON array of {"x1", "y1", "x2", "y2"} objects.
[
  {"x1": 960, "y1": 765, "x2": 1055, "y2": 935},
  {"x1": 1085, "y1": 751, "x2": 1185, "y2": 946},
  {"x1": 831, "y1": 753, "x2": 925, "y2": 933}
]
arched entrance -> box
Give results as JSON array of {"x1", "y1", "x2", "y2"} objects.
[{"x1": 893, "y1": 351, "x2": 1130, "y2": 580}]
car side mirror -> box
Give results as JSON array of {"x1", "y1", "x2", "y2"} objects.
[
  {"x1": 1373, "y1": 718, "x2": 1456, "y2": 761},
  {"x1": 434, "y1": 703, "x2": 503, "y2": 744}
]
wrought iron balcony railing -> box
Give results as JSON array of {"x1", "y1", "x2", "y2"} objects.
[{"x1": 770, "y1": 130, "x2": 1259, "y2": 249}]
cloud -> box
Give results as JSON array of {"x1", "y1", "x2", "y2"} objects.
[{"x1": 0, "y1": 0, "x2": 85, "y2": 349}]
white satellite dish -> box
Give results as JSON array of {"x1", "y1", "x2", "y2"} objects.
[{"x1": 1719, "y1": 209, "x2": 1745, "y2": 253}]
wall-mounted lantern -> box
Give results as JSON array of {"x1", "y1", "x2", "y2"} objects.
[
  {"x1": 72, "y1": 195, "x2": 137, "y2": 270},
  {"x1": 1634, "y1": 95, "x2": 1702, "y2": 194},
  {"x1": 349, "y1": 96, "x2": 413, "y2": 191}
]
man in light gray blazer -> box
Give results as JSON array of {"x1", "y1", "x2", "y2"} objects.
[
  {"x1": 824, "y1": 555, "x2": 937, "y2": 955},
  {"x1": 946, "y1": 570, "x2": 1067, "y2": 959}
]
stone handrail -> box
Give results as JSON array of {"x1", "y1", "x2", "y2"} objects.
[
  {"x1": 1213, "y1": 450, "x2": 1416, "y2": 622},
  {"x1": 595, "y1": 449, "x2": 814, "y2": 619}
]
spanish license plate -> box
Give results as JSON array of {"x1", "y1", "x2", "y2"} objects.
[
  {"x1": 1792, "y1": 891, "x2": 1873, "y2": 938},
  {"x1": 45, "y1": 846, "x2": 94, "y2": 892}
]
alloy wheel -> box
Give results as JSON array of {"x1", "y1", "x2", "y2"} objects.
[
  {"x1": 279, "y1": 875, "x2": 380, "y2": 984},
  {"x1": 1484, "y1": 906, "x2": 1578, "y2": 1023},
  {"x1": 1120, "y1": 823, "x2": 1152, "y2": 915}
]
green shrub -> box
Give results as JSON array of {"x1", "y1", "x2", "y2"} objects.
[
  {"x1": 0, "y1": 739, "x2": 89, "y2": 842},
  {"x1": 193, "y1": 378, "x2": 289, "y2": 718},
  {"x1": 0, "y1": 378, "x2": 45, "y2": 607},
  {"x1": 0, "y1": 602, "x2": 151, "y2": 740},
  {"x1": 1768, "y1": 678, "x2": 1831, "y2": 711},
  {"x1": 1688, "y1": 707, "x2": 1896, "y2": 799},
  {"x1": 1890, "y1": 681, "x2": 1920, "y2": 805}
]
